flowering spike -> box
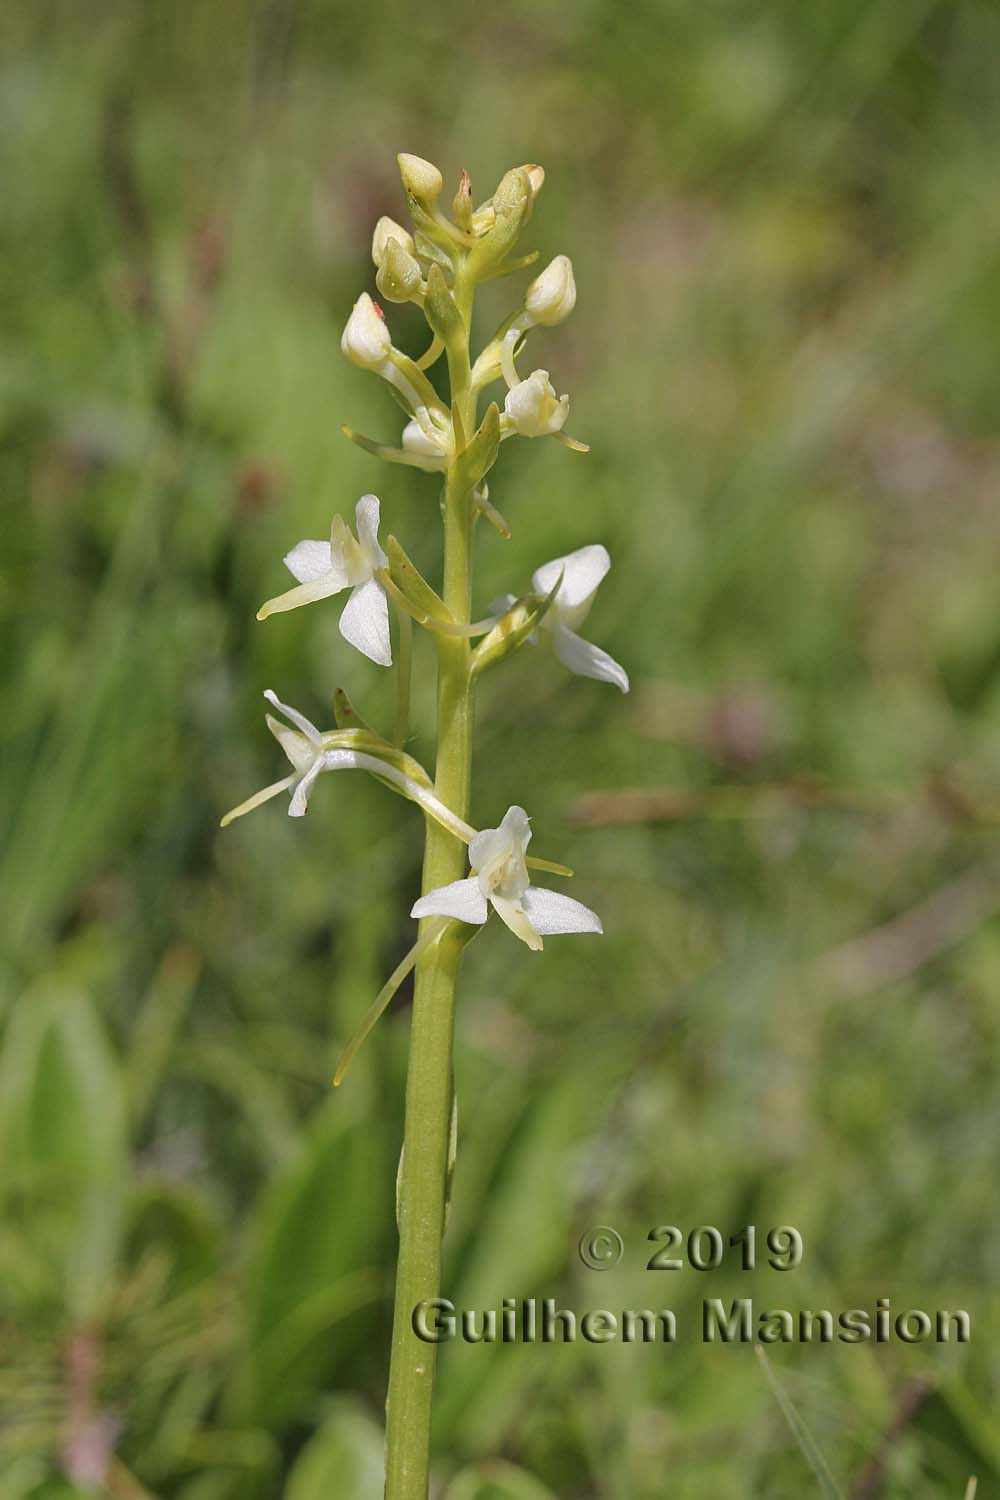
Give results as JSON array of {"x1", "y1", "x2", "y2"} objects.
[{"x1": 228, "y1": 158, "x2": 612, "y2": 1496}]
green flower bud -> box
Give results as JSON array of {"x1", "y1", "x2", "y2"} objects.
[
  {"x1": 372, "y1": 215, "x2": 415, "y2": 266},
  {"x1": 469, "y1": 167, "x2": 532, "y2": 276},
  {"x1": 376, "y1": 237, "x2": 423, "y2": 303},
  {"x1": 452, "y1": 168, "x2": 473, "y2": 230},
  {"x1": 397, "y1": 153, "x2": 443, "y2": 203}
]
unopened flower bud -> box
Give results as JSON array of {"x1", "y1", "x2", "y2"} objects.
[
  {"x1": 397, "y1": 153, "x2": 443, "y2": 202},
  {"x1": 520, "y1": 163, "x2": 545, "y2": 198},
  {"x1": 402, "y1": 418, "x2": 448, "y2": 459},
  {"x1": 341, "y1": 292, "x2": 392, "y2": 369},
  {"x1": 372, "y1": 216, "x2": 414, "y2": 267},
  {"x1": 525, "y1": 255, "x2": 576, "y2": 326},
  {"x1": 504, "y1": 369, "x2": 569, "y2": 438},
  {"x1": 376, "y1": 238, "x2": 423, "y2": 303},
  {"x1": 452, "y1": 169, "x2": 473, "y2": 230}
]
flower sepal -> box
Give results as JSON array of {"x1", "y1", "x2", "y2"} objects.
[{"x1": 340, "y1": 424, "x2": 446, "y2": 473}]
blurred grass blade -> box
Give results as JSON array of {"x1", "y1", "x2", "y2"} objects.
[
  {"x1": 756, "y1": 1348, "x2": 846, "y2": 1500},
  {"x1": 285, "y1": 1398, "x2": 384, "y2": 1499},
  {"x1": 444, "y1": 1460, "x2": 556, "y2": 1499}
]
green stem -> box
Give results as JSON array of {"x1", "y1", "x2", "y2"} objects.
[
  {"x1": 394, "y1": 602, "x2": 412, "y2": 748},
  {"x1": 384, "y1": 267, "x2": 477, "y2": 1500}
]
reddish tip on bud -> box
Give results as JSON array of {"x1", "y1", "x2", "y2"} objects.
[{"x1": 453, "y1": 169, "x2": 473, "y2": 229}]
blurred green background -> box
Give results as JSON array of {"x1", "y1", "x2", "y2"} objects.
[{"x1": 2, "y1": 1, "x2": 1000, "y2": 1496}]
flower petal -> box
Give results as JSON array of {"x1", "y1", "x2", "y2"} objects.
[
  {"x1": 469, "y1": 806, "x2": 529, "y2": 875},
  {"x1": 284, "y1": 538, "x2": 338, "y2": 584},
  {"x1": 522, "y1": 886, "x2": 604, "y2": 936},
  {"x1": 220, "y1": 775, "x2": 295, "y2": 827},
  {"x1": 339, "y1": 578, "x2": 392, "y2": 666},
  {"x1": 532, "y1": 544, "x2": 610, "y2": 611},
  {"x1": 411, "y1": 878, "x2": 488, "y2": 925},
  {"x1": 551, "y1": 625, "x2": 629, "y2": 693},
  {"x1": 257, "y1": 575, "x2": 346, "y2": 619},
  {"x1": 262, "y1": 690, "x2": 324, "y2": 744},
  {"x1": 265, "y1": 714, "x2": 315, "y2": 774},
  {"x1": 490, "y1": 894, "x2": 543, "y2": 951},
  {"x1": 288, "y1": 756, "x2": 324, "y2": 817},
  {"x1": 354, "y1": 494, "x2": 388, "y2": 570}
]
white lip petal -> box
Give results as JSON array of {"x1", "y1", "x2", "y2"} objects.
[
  {"x1": 220, "y1": 774, "x2": 296, "y2": 827},
  {"x1": 339, "y1": 578, "x2": 392, "y2": 667},
  {"x1": 354, "y1": 494, "x2": 388, "y2": 570},
  {"x1": 522, "y1": 886, "x2": 604, "y2": 936},
  {"x1": 532, "y1": 544, "x2": 610, "y2": 611},
  {"x1": 257, "y1": 573, "x2": 348, "y2": 619},
  {"x1": 490, "y1": 893, "x2": 543, "y2": 951},
  {"x1": 411, "y1": 878, "x2": 489, "y2": 925},
  {"x1": 283, "y1": 538, "x2": 337, "y2": 584},
  {"x1": 287, "y1": 755, "x2": 325, "y2": 817},
  {"x1": 262, "y1": 690, "x2": 324, "y2": 744},
  {"x1": 551, "y1": 625, "x2": 629, "y2": 693}
]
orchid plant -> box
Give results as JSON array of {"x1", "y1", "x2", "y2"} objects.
[{"x1": 224, "y1": 154, "x2": 627, "y2": 1499}]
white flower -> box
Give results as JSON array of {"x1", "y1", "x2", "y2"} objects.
[
  {"x1": 222, "y1": 692, "x2": 484, "y2": 838},
  {"x1": 494, "y1": 545, "x2": 628, "y2": 692},
  {"x1": 503, "y1": 370, "x2": 569, "y2": 438},
  {"x1": 221, "y1": 692, "x2": 330, "y2": 823},
  {"x1": 397, "y1": 152, "x2": 443, "y2": 201},
  {"x1": 411, "y1": 805, "x2": 602, "y2": 951},
  {"x1": 372, "y1": 215, "x2": 415, "y2": 266},
  {"x1": 257, "y1": 494, "x2": 392, "y2": 667},
  {"x1": 524, "y1": 255, "x2": 576, "y2": 326},
  {"x1": 341, "y1": 293, "x2": 392, "y2": 370}
]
